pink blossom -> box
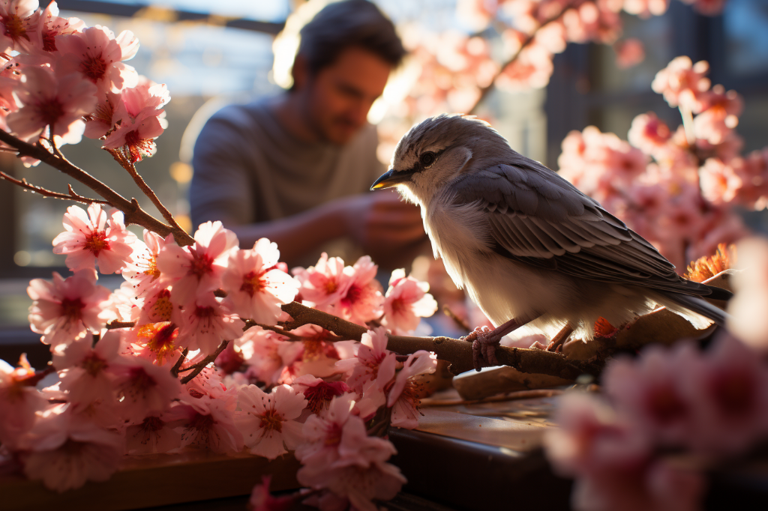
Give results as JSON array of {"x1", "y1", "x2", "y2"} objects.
[
  {"x1": 337, "y1": 256, "x2": 384, "y2": 325},
  {"x1": 122, "y1": 230, "x2": 173, "y2": 299},
  {"x1": 176, "y1": 293, "x2": 245, "y2": 356},
  {"x1": 52, "y1": 203, "x2": 137, "y2": 274},
  {"x1": 383, "y1": 268, "x2": 438, "y2": 335},
  {"x1": 651, "y1": 56, "x2": 711, "y2": 112},
  {"x1": 20, "y1": 404, "x2": 123, "y2": 492},
  {"x1": 55, "y1": 331, "x2": 121, "y2": 407},
  {"x1": 627, "y1": 112, "x2": 671, "y2": 156},
  {"x1": 339, "y1": 327, "x2": 397, "y2": 395},
  {"x1": 56, "y1": 25, "x2": 139, "y2": 95},
  {"x1": 292, "y1": 325, "x2": 343, "y2": 379},
  {"x1": 27, "y1": 270, "x2": 113, "y2": 347},
  {"x1": 125, "y1": 414, "x2": 181, "y2": 455},
  {"x1": 129, "y1": 321, "x2": 181, "y2": 365},
  {"x1": 102, "y1": 77, "x2": 170, "y2": 163},
  {"x1": 699, "y1": 157, "x2": 743, "y2": 205},
  {"x1": 292, "y1": 374, "x2": 349, "y2": 415},
  {"x1": 728, "y1": 237, "x2": 768, "y2": 351},
  {"x1": 681, "y1": 334, "x2": 768, "y2": 455},
  {"x1": 168, "y1": 391, "x2": 243, "y2": 454},
  {"x1": 693, "y1": 85, "x2": 743, "y2": 145},
  {"x1": 238, "y1": 327, "x2": 302, "y2": 385},
  {"x1": 157, "y1": 221, "x2": 238, "y2": 306},
  {"x1": 614, "y1": 38, "x2": 645, "y2": 68},
  {"x1": 31, "y1": 1, "x2": 85, "y2": 53},
  {"x1": 222, "y1": 238, "x2": 299, "y2": 325},
  {"x1": 137, "y1": 287, "x2": 179, "y2": 326},
  {"x1": 603, "y1": 343, "x2": 699, "y2": 445},
  {"x1": 296, "y1": 395, "x2": 406, "y2": 511},
  {"x1": 0, "y1": 0, "x2": 39, "y2": 53},
  {"x1": 387, "y1": 351, "x2": 437, "y2": 429},
  {"x1": 248, "y1": 476, "x2": 293, "y2": 511},
  {"x1": 293, "y1": 252, "x2": 351, "y2": 309},
  {"x1": 236, "y1": 384, "x2": 306, "y2": 459},
  {"x1": 111, "y1": 356, "x2": 181, "y2": 421},
  {"x1": 734, "y1": 149, "x2": 768, "y2": 206},
  {"x1": 622, "y1": 0, "x2": 670, "y2": 18},
  {"x1": 0, "y1": 355, "x2": 47, "y2": 449},
  {"x1": 685, "y1": 207, "x2": 749, "y2": 266},
  {"x1": 496, "y1": 42, "x2": 554, "y2": 91},
  {"x1": 6, "y1": 64, "x2": 98, "y2": 144}
]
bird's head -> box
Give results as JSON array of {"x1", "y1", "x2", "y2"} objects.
[{"x1": 371, "y1": 114, "x2": 511, "y2": 205}]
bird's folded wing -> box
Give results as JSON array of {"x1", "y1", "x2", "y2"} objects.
[{"x1": 449, "y1": 161, "x2": 708, "y2": 296}]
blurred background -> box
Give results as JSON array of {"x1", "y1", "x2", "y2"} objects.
[{"x1": 0, "y1": 0, "x2": 766, "y2": 349}]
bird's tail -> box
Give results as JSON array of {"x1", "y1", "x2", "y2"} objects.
[{"x1": 664, "y1": 293, "x2": 730, "y2": 328}]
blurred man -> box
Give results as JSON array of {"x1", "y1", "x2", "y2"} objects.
[{"x1": 190, "y1": 0, "x2": 426, "y2": 268}]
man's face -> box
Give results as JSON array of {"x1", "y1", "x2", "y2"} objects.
[{"x1": 303, "y1": 46, "x2": 391, "y2": 145}]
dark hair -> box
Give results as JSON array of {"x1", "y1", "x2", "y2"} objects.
[{"x1": 297, "y1": 0, "x2": 406, "y2": 76}]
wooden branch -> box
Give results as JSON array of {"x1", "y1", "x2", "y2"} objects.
[
  {"x1": 105, "y1": 148, "x2": 186, "y2": 233},
  {"x1": 180, "y1": 341, "x2": 229, "y2": 384},
  {"x1": 170, "y1": 348, "x2": 189, "y2": 378},
  {"x1": 0, "y1": 128, "x2": 195, "y2": 246},
  {"x1": 280, "y1": 302, "x2": 601, "y2": 379},
  {"x1": 0, "y1": 171, "x2": 108, "y2": 205}
]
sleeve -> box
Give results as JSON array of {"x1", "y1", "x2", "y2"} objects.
[{"x1": 189, "y1": 106, "x2": 257, "y2": 229}]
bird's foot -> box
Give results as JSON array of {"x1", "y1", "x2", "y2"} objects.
[{"x1": 464, "y1": 326, "x2": 501, "y2": 371}]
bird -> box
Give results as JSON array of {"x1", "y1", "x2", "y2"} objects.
[{"x1": 371, "y1": 114, "x2": 732, "y2": 370}]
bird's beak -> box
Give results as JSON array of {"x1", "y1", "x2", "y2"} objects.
[{"x1": 370, "y1": 168, "x2": 414, "y2": 190}]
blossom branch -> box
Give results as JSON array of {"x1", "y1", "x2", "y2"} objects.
[
  {"x1": 0, "y1": 171, "x2": 109, "y2": 205},
  {"x1": 179, "y1": 341, "x2": 229, "y2": 384},
  {"x1": 105, "y1": 148, "x2": 186, "y2": 233},
  {"x1": 281, "y1": 302, "x2": 600, "y2": 379},
  {"x1": 0, "y1": 128, "x2": 194, "y2": 246},
  {"x1": 170, "y1": 348, "x2": 189, "y2": 378}
]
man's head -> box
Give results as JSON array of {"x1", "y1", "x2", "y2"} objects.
[{"x1": 291, "y1": 0, "x2": 406, "y2": 145}]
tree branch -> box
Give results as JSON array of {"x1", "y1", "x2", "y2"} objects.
[
  {"x1": 180, "y1": 341, "x2": 229, "y2": 384},
  {"x1": 0, "y1": 128, "x2": 194, "y2": 246},
  {"x1": 0, "y1": 171, "x2": 109, "y2": 205},
  {"x1": 280, "y1": 302, "x2": 600, "y2": 379}
]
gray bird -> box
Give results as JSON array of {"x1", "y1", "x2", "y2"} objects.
[{"x1": 371, "y1": 114, "x2": 731, "y2": 369}]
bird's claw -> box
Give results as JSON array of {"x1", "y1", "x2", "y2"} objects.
[{"x1": 464, "y1": 326, "x2": 499, "y2": 371}]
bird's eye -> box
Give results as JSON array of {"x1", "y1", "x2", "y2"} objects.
[{"x1": 419, "y1": 151, "x2": 437, "y2": 167}]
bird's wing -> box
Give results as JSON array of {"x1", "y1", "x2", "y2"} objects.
[{"x1": 448, "y1": 160, "x2": 709, "y2": 296}]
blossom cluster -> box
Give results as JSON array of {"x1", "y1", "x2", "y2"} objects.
[
  {"x1": 558, "y1": 56, "x2": 764, "y2": 269},
  {"x1": 0, "y1": 0, "x2": 168, "y2": 164},
  {"x1": 0, "y1": 203, "x2": 439, "y2": 509}
]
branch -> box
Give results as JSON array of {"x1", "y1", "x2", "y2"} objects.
[
  {"x1": 170, "y1": 348, "x2": 189, "y2": 378},
  {"x1": 179, "y1": 341, "x2": 229, "y2": 384},
  {"x1": 0, "y1": 171, "x2": 108, "y2": 205},
  {"x1": 105, "y1": 148, "x2": 187, "y2": 234},
  {"x1": 0, "y1": 128, "x2": 195, "y2": 246},
  {"x1": 280, "y1": 302, "x2": 600, "y2": 379}
]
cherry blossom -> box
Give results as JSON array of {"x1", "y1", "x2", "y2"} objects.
[
  {"x1": 337, "y1": 256, "x2": 384, "y2": 325},
  {"x1": 169, "y1": 391, "x2": 243, "y2": 454},
  {"x1": 101, "y1": 77, "x2": 170, "y2": 163},
  {"x1": 651, "y1": 56, "x2": 710, "y2": 112},
  {"x1": 20, "y1": 404, "x2": 123, "y2": 492},
  {"x1": 122, "y1": 230, "x2": 174, "y2": 300},
  {"x1": 222, "y1": 238, "x2": 299, "y2": 324},
  {"x1": 0, "y1": 0, "x2": 39, "y2": 53},
  {"x1": 693, "y1": 85, "x2": 743, "y2": 145},
  {"x1": 387, "y1": 351, "x2": 437, "y2": 429},
  {"x1": 248, "y1": 476, "x2": 293, "y2": 511},
  {"x1": 0, "y1": 355, "x2": 47, "y2": 449},
  {"x1": 176, "y1": 293, "x2": 245, "y2": 355},
  {"x1": 55, "y1": 331, "x2": 122, "y2": 407},
  {"x1": 236, "y1": 384, "x2": 307, "y2": 460},
  {"x1": 52, "y1": 203, "x2": 136, "y2": 274},
  {"x1": 339, "y1": 327, "x2": 397, "y2": 396},
  {"x1": 157, "y1": 221, "x2": 238, "y2": 306},
  {"x1": 27, "y1": 270, "x2": 113, "y2": 347},
  {"x1": 56, "y1": 25, "x2": 139, "y2": 95},
  {"x1": 125, "y1": 414, "x2": 181, "y2": 455},
  {"x1": 31, "y1": 1, "x2": 85, "y2": 53},
  {"x1": 6, "y1": 64, "x2": 98, "y2": 145},
  {"x1": 292, "y1": 325, "x2": 343, "y2": 379},
  {"x1": 292, "y1": 374, "x2": 349, "y2": 415},
  {"x1": 129, "y1": 321, "x2": 180, "y2": 365},
  {"x1": 382, "y1": 268, "x2": 438, "y2": 335},
  {"x1": 293, "y1": 252, "x2": 351, "y2": 310},
  {"x1": 111, "y1": 356, "x2": 181, "y2": 421},
  {"x1": 238, "y1": 326, "x2": 302, "y2": 385},
  {"x1": 728, "y1": 237, "x2": 768, "y2": 351},
  {"x1": 627, "y1": 112, "x2": 671, "y2": 156}
]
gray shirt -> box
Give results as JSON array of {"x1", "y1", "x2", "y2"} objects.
[{"x1": 190, "y1": 98, "x2": 385, "y2": 229}]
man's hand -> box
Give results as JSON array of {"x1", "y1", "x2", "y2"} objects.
[{"x1": 341, "y1": 190, "x2": 428, "y2": 268}]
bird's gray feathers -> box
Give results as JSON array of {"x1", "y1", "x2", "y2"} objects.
[{"x1": 447, "y1": 158, "x2": 717, "y2": 298}]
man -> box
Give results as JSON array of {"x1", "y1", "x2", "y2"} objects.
[{"x1": 190, "y1": 0, "x2": 426, "y2": 268}]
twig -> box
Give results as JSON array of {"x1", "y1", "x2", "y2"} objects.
[
  {"x1": 106, "y1": 148, "x2": 186, "y2": 233},
  {"x1": 280, "y1": 302, "x2": 601, "y2": 379},
  {"x1": 442, "y1": 305, "x2": 470, "y2": 332},
  {"x1": 107, "y1": 320, "x2": 136, "y2": 330},
  {"x1": 0, "y1": 128, "x2": 195, "y2": 246},
  {"x1": 170, "y1": 348, "x2": 189, "y2": 378},
  {"x1": 0, "y1": 171, "x2": 108, "y2": 205},
  {"x1": 180, "y1": 341, "x2": 229, "y2": 384}
]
